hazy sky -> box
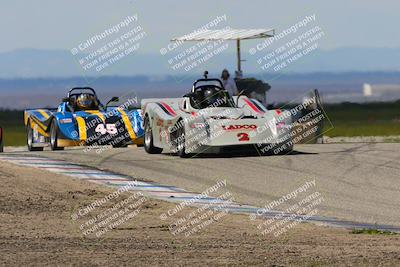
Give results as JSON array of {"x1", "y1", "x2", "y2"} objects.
[{"x1": 1, "y1": 0, "x2": 399, "y2": 53}]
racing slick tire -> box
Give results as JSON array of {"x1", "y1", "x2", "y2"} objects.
[
  {"x1": 175, "y1": 123, "x2": 190, "y2": 158},
  {"x1": 26, "y1": 120, "x2": 44, "y2": 151},
  {"x1": 50, "y1": 119, "x2": 64, "y2": 151},
  {"x1": 144, "y1": 116, "x2": 162, "y2": 154},
  {"x1": 0, "y1": 127, "x2": 4, "y2": 152}
]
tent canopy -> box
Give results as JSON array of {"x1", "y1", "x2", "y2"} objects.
[
  {"x1": 171, "y1": 28, "x2": 275, "y2": 76},
  {"x1": 171, "y1": 28, "x2": 275, "y2": 41}
]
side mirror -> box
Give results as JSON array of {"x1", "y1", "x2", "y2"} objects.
[
  {"x1": 110, "y1": 96, "x2": 119, "y2": 102},
  {"x1": 183, "y1": 92, "x2": 195, "y2": 98},
  {"x1": 105, "y1": 96, "x2": 119, "y2": 108},
  {"x1": 62, "y1": 97, "x2": 69, "y2": 103}
]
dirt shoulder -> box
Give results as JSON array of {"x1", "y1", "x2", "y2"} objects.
[{"x1": 0, "y1": 160, "x2": 399, "y2": 266}]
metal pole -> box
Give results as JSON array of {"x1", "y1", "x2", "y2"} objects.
[{"x1": 236, "y1": 39, "x2": 241, "y2": 75}]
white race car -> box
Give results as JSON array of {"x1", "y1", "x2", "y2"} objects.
[{"x1": 141, "y1": 75, "x2": 293, "y2": 157}]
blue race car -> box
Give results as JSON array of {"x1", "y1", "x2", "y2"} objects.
[{"x1": 24, "y1": 87, "x2": 144, "y2": 151}]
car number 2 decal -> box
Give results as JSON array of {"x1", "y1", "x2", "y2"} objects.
[
  {"x1": 237, "y1": 133, "x2": 249, "y2": 141},
  {"x1": 95, "y1": 124, "x2": 118, "y2": 135}
]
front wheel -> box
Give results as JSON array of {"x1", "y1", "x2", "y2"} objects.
[
  {"x1": 144, "y1": 117, "x2": 162, "y2": 154},
  {"x1": 26, "y1": 120, "x2": 43, "y2": 151},
  {"x1": 50, "y1": 119, "x2": 64, "y2": 151}
]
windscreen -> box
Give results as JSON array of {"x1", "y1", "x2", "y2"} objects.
[{"x1": 192, "y1": 87, "x2": 236, "y2": 109}]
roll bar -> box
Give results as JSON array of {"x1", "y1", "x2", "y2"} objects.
[
  {"x1": 192, "y1": 79, "x2": 224, "y2": 92},
  {"x1": 67, "y1": 87, "x2": 97, "y2": 97}
]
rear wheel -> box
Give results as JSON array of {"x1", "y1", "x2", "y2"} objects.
[
  {"x1": 175, "y1": 124, "x2": 189, "y2": 158},
  {"x1": 50, "y1": 119, "x2": 64, "y2": 151},
  {"x1": 144, "y1": 116, "x2": 162, "y2": 154},
  {"x1": 26, "y1": 120, "x2": 44, "y2": 151}
]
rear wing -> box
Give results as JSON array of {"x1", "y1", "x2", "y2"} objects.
[{"x1": 24, "y1": 109, "x2": 56, "y2": 127}]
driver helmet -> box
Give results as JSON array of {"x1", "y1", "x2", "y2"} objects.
[
  {"x1": 202, "y1": 87, "x2": 222, "y2": 106},
  {"x1": 76, "y1": 93, "x2": 96, "y2": 110}
]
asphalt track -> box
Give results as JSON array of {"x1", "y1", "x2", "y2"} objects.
[{"x1": 4, "y1": 143, "x2": 400, "y2": 228}]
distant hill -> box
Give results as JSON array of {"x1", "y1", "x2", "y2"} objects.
[
  {"x1": 0, "y1": 47, "x2": 399, "y2": 78},
  {"x1": 1, "y1": 72, "x2": 400, "y2": 108}
]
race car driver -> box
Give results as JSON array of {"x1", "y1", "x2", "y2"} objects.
[{"x1": 76, "y1": 93, "x2": 99, "y2": 110}]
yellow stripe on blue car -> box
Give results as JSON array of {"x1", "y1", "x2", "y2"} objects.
[
  {"x1": 85, "y1": 110, "x2": 106, "y2": 122},
  {"x1": 118, "y1": 109, "x2": 137, "y2": 141},
  {"x1": 38, "y1": 109, "x2": 50, "y2": 120},
  {"x1": 75, "y1": 116, "x2": 87, "y2": 141}
]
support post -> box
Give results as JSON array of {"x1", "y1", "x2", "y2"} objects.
[{"x1": 236, "y1": 39, "x2": 241, "y2": 78}]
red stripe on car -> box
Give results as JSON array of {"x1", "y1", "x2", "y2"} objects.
[
  {"x1": 159, "y1": 101, "x2": 177, "y2": 116},
  {"x1": 243, "y1": 98, "x2": 264, "y2": 114}
]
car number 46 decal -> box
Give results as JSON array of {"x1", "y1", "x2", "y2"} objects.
[
  {"x1": 95, "y1": 124, "x2": 118, "y2": 135},
  {"x1": 237, "y1": 133, "x2": 249, "y2": 141}
]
